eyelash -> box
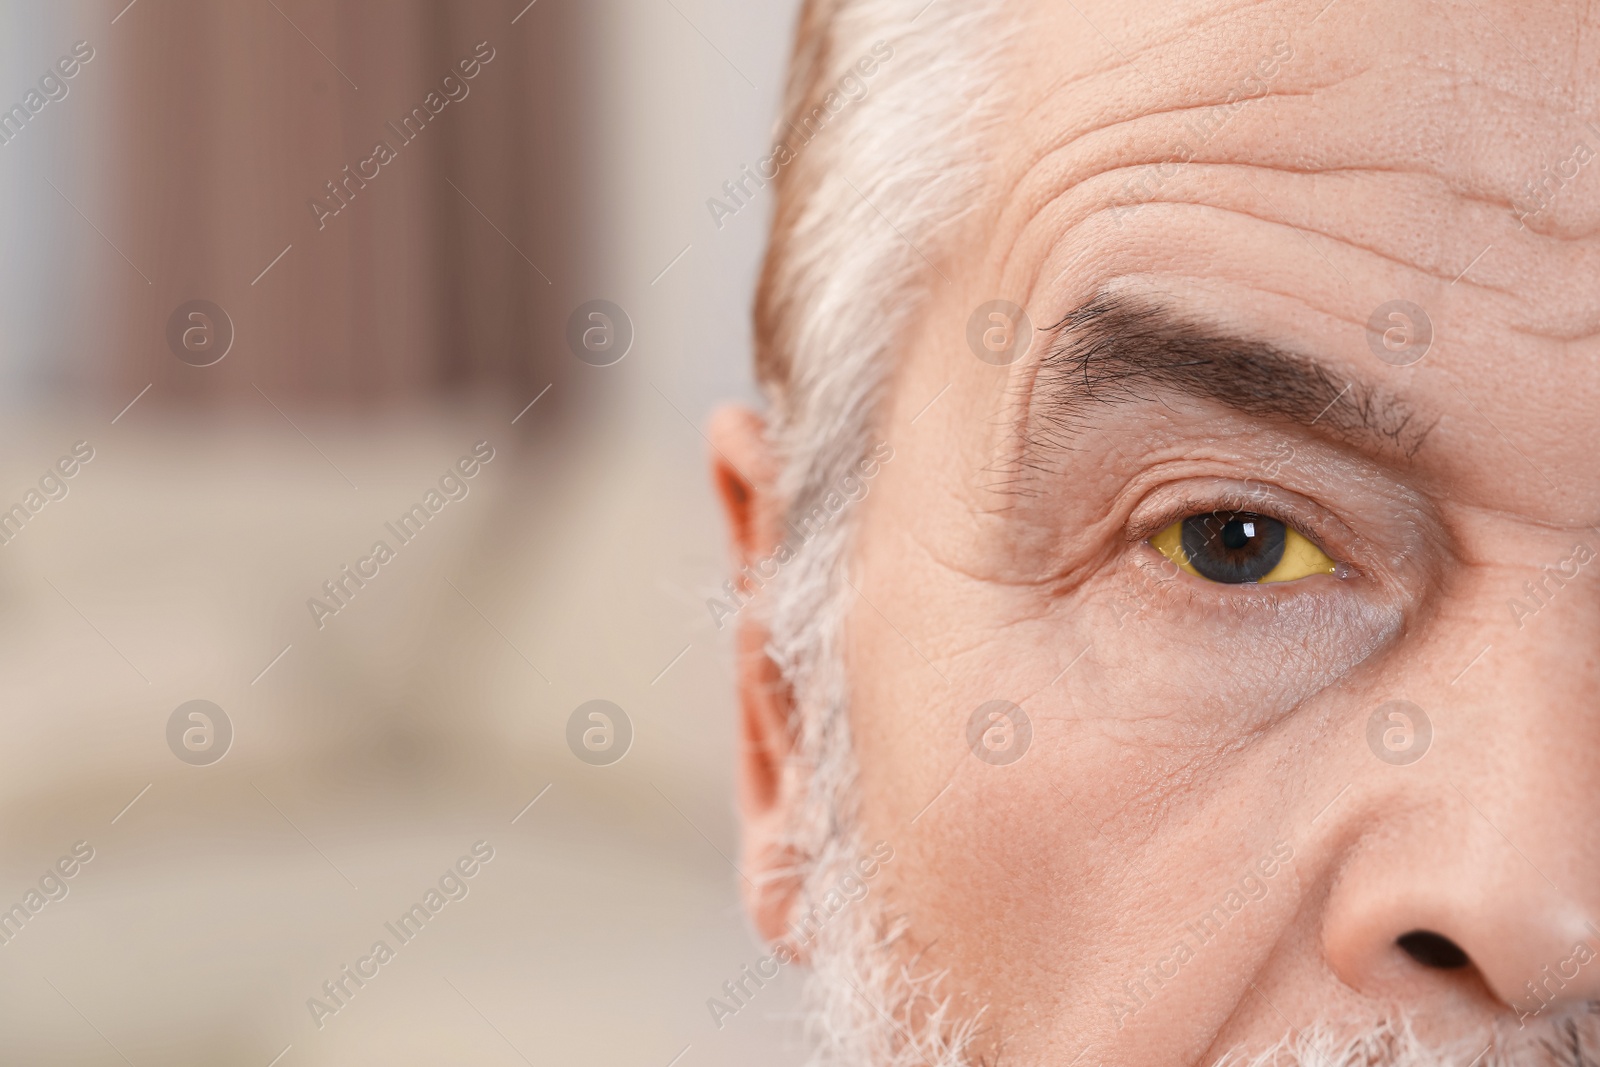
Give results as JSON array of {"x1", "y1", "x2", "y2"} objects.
[{"x1": 1128, "y1": 487, "x2": 1353, "y2": 585}]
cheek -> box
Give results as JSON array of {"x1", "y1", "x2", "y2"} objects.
[
  {"x1": 837, "y1": 479, "x2": 1354, "y2": 1063},
  {"x1": 839, "y1": 552, "x2": 1135, "y2": 1020},
  {"x1": 847, "y1": 638, "x2": 1259, "y2": 1067},
  {"x1": 1083, "y1": 550, "x2": 1404, "y2": 745}
]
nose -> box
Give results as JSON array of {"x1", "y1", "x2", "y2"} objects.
[
  {"x1": 1321, "y1": 550, "x2": 1600, "y2": 1020},
  {"x1": 1323, "y1": 813, "x2": 1600, "y2": 1017}
]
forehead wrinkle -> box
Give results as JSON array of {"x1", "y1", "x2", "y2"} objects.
[
  {"x1": 1059, "y1": 0, "x2": 1302, "y2": 74},
  {"x1": 994, "y1": 132, "x2": 1545, "y2": 327},
  {"x1": 998, "y1": 2, "x2": 1276, "y2": 138},
  {"x1": 986, "y1": 113, "x2": 1357, "y2": 308},
  {"x1": 1098, "y1": 169, "x2": 1527, "y2": 292},
  {"x1": 1000, "y1": 79, "x2": 1351, "y2": 215},
  {"x1": 986, "y1": 42, "x2": 1505, "y2": 296},
  {"x1": 1015, "y1": 0, "x2": 1289, "y2": 96},
  {"x1": 1003, "y1": 161, "x2": 1600, "y2": 370},
  {"x1": 997, "y1": 132, "x2": 1510, "y2": 285},
  {"x1": 988, "y1": 111, "x2": 1468, "y2": 304},
  {"x1": 997, "y1": 174, "x2": 1508, "y2": 323},
  {"x1": 990, "y1": 22, "x2": 1600, "y2": 278},
  {"x1": 1007, "y1": 74, "x2": 1516, "y2": 214},
  {"x1": 964, "y1": 1, "x2": 1600, "y2": 487}
]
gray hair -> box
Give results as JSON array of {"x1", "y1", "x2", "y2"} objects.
[
  {"x1": 752, "y1": 3, "x2": 1018, "y2": 1062},
  {"x1": 755, "y1": 0, "x2": 1018, "y2": 864}
]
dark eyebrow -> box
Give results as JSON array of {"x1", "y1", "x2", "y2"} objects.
[{"x1": 1022, "y1": 292, "x2": 1435, "y2": 465}]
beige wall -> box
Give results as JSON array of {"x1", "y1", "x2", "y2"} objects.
[{"x1": 0, "y1": 1, "x2": 800, "y2": 1063}]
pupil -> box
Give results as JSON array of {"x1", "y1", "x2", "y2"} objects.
[{"x1": 1181, "y1": 511, "x2": 1287, "y2": 584}]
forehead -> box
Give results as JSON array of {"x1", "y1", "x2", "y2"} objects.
[{"x1": 972, "y1": 0, "x2": 1600, "y2": 515}]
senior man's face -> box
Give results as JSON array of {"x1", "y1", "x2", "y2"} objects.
[{"x1": 714, "y1": 0, "x2": 1600, "y2": 1064}]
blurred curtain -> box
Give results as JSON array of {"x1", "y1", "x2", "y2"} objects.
[{"x1": 66, "y1": 0, "x2": 596, "y2": 403}]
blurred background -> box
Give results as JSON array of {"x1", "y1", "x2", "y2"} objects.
[{"x1": 0, "y1": 1, "x2": 804, "y2": 1062}]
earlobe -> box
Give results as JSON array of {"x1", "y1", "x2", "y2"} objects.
[
  {"x1": 735, "y1": 623, "x2": 807, "y2": 948},
  {"x1": 707, "y1": 405, "x2": 807, "y2": 949}
]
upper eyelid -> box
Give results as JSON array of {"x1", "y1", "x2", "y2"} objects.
[{"x1": 1127, "y1": 483, "x2": 1338, "y2": 550}]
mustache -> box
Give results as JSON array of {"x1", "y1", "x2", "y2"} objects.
[{"x1": 1216, "y1": 1010, "x2": 1600, "y2": 1067}]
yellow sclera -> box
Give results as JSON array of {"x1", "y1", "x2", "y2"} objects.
[
  {"x1": 1260, "y1": 525, "x2": 1338, "y2": 583},
  {"x1": 1149, "y1": 518, "x2": 1338, "y2": 585}
]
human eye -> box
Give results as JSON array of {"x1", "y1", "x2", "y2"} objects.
[{"x1": 1148, "y1": 510, "x2": 1340, "y2": 585}]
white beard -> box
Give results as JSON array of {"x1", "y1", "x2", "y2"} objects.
[
  {"x1": 793, "y1": 829, "x2": 983, "y2": 1067},
  {"x1": 1215, "y1": 1016, "x2": 1600, "y2": 1067}
]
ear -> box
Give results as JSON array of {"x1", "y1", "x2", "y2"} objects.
[{"x1": 707, "y1": 404, "x2": 807, "y2": 949}]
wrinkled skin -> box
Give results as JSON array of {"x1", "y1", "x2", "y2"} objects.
[{"x1": 713, "y1": 1, "x2": 1600, "y2": 1064}]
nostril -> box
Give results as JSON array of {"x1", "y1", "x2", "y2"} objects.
[{"x1": 1397, "y1": 930, "x2": 1471, "y2": 970}]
